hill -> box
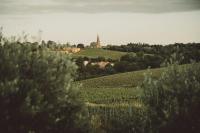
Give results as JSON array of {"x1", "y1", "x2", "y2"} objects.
[
  {"x1": 79, "y1": 67, "x2": 163, "y2": 88},
  {"x1": 78, "y1": 64, "x2": 193, "y2": 104},
  {"x1": 73, "y1": 48, "x2": 128, "y2": 60},
  {"x1": 77, "y1": 67, "x2": 164, "y2": 104}
]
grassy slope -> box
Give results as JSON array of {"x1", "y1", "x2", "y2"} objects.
[
  {"x1": 73, "y1": 48, "x2": 128, "y2": 60},
  {"x1": 79, "y1": 67, "x2": 163, "y2": 88},
  {"x1": 78, "y1": 67, "x2": 164, "y2": 104},
  {"x1": 78, "y1": 64, "x2": 195, "y2": 105}
]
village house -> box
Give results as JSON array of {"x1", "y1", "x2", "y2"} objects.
[
  {"x1": 55, "y1": 47, "x2": 81, "y2": 54},
  {"x1": 91, "y1": 61, "x2": 113, "y2": 69},
  {"x1": 63, "y1": 47, "x2": 81, "y2": 53}
]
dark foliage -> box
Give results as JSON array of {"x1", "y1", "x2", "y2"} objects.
[
  {"x1": 0, "y1": 41, "x2": 90, "y2": 133},
  {"x1": 142, "y1": 63, "x2": 200, "y2": 133}
]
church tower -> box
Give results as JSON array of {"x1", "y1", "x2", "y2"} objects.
[{"x1": 96, "y1": 34, "x2": 101, "y2": 48}]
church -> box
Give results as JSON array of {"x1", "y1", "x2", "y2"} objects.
[{"x1": 90, "y1": 34, "x2": 102, "y2": 48}]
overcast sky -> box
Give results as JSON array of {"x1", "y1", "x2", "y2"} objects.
[{"x1": 0, "y1": 0, "x2": 200, "y2": 45}]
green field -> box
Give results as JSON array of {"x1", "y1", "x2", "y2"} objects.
[
  {"x1": 73, "y1": 48, "x2": 128, "y2": 60},
  {"x1": 72, "y1": 48, "x2": 164, "y2": 105},
  {"x1": 78, "y1": 64, "x2": 193, "y2": 106},
  {"x1": 78, "y1": 67, "x2": 164, "y2": 104},
  {"x1": 79, "y1": 67, "x2": 163, "y2": 88},
  {"x1": 76, "y1": 64, "x2": 195, "y2": 131}
]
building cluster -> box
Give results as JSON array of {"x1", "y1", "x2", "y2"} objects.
[
  {"x1": 90, "y1": 34, "x2": 102, "y2": 48},
  {"x1": 83, "y1": 61, "x2": 114, "y2": 69},
  {"x1": 56, "y1": 34, "x2": 102, "y2": 54},
  {"x1": 63, "y1": 47, "x2": 81, "y2": 53}
]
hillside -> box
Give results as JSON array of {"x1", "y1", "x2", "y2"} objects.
[
  {"x1": 73, "y1": 48, "x2": 128, "y2": 60},
  {"x1": 79, "y1": 67, "x2": 163, "y2": 88},
  {"x1": 78, "y1": 67, "x2": 164, "y2": 104},
  {"x1": 78, "y1": 64, "x2": 193, "y2": 104}
]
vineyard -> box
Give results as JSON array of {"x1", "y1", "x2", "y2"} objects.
[
  {"x1": 79, "y1": 67, "x2": 163, "y2": 89},
  {"x1": 76, "y1": 67, "x2": 164, "y2": 131},
  {"x1": 77, "y1": 64, "x2": 197, "y2": 132},
  {"x1": 80, "y1": 87, "x2": 142, "y2": 104},
  {"x1": 78, "y1": 67, "x2": 163, "y2": 108}
]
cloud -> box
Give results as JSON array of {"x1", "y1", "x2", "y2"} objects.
[{"x1": 0, "y1": 0, "x2": 200, "y2": 15}]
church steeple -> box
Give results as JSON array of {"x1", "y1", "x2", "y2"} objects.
[{"x1": 96, "y1": 34, "x2": 101, "y2": 48}]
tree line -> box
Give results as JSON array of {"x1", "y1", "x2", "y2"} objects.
[{"x1": 75, "y1": 42, "x2": 200, "y2": 80}]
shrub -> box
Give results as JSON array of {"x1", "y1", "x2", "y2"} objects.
[
  {"x1": 77, "y1": 44, "x2": 85, "y2": 49},
  {"x1": 0, "y1": 41, "x2": 90, "y2": 133},
  {"x1": 142, "y1": 63, "x2": 200, "y2": 133}
]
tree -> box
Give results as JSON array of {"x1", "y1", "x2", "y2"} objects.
[
  {"x1": 143, "y1": 55, "x2": 163, "y2": 68},
  {"x1": 114, "y1": 61, "x2": 129, "y2": 72},
  {"x1": 90, "y1": 42, "x2": 97, "y2": 48},
  {"x1": 0, "y1": 41, "x2": 90, "y2": 132},
  {"x1": 77, "y1": 43, "x2": 85, "y2": 49},
  {"x1": 136, "y1": 51, "x2": 144, "y2": 58},
  {"x1": 120, "y1": 53, "x2": 136, "y2": 62},
  {"x1": 142, "y1": 63, "x2": 200, "y2": 133},
  {"x1": 105, "y1": 64, "x2": 115, "y2": 74}
]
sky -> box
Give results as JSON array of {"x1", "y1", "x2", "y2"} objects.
[{"x1": 0, "y1": 0, "x2": 200, "y2": 45}]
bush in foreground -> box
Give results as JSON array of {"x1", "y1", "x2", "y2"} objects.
[
  {"x1": 142, "y1": 63, "x2": 200, "y2": 133},
  {"x1": 0, "y1": 42, "x2": 90, "y2": 133}
]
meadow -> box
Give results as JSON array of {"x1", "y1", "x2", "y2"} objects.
[
  {"x1": 79, "y1": 67, "x2": 163, "y2": 88},
  {"x1": 78, "y1": 67, "x2": 163, "y2": 105},
  {"x1": 78, "y1": 64, "x2": 193, "y2": 105},
  {"x1": 73, "y1": 48, "x2": 128, "y2": 60}
]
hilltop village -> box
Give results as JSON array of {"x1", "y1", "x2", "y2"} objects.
[
  {"x1": 53, "y1": 35, "x2": 114, "y2": 70},
  {"x1": 37, "y1": 35, "x2": 199, "y2": 80},
  {"x1": 57, "y1": 34, "x2": 102, "y2": 54}
]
